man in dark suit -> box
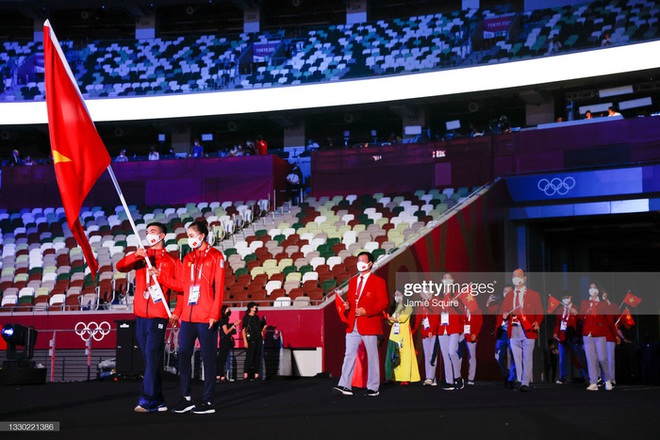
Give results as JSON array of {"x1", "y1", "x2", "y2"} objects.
[{"x1": 333, "y1": 251, "x2": 389, "y2": 397}]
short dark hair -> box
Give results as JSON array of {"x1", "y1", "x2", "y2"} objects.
[
  {"x1": 188, "y1": 219, "x2": 209, "y2": 237},
  {"x1": 357, "y1": 251, "x2": 374, "y2": 263},
  {"x1": 146, "y1": 221, "x2": 167, "y2": 234},
  {"x1": 246, "y1": 301, "x2": 258, "y2": 311}
]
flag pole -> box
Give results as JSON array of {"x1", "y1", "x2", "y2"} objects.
[{"x1": 106, "y1": 165, "x2": 172, "y2": 318}]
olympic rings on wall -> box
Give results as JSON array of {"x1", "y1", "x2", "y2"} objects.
[
  {"x1": 537, "y1": 177, "x2": 576, "y2": 196},
  {"x1": 74, "y1": 321, "x2": 111, "y2": 342}
]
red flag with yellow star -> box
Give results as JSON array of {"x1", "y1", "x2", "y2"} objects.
[
  {"x1": 619, "y1": 307, "x2": 635, "y2": 330},
  {"x1": 547, "y1": 294, "x2": 561, "y2": 314},
  {"x1": 622, "y1": 291, "x2": 642, "y2": 308},
  {"x1": 44, "y1": 20, "x2": 110, "y2": 277},
  {"x1": 458, "y1": 288, "x2": 479, "y2": 312}
]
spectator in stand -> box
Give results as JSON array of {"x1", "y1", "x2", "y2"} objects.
[
  {"x1": 191, "y1": 139, "x2": 204, "y2": 158},
  {"x1": 547, "y1": 35, "x2": 562, "y2": 54},
  {"x1": 23, "y1": 155, "x2": 35, "y2": 166},
  {"x1": 115, "y1": 149, "x2": 129, "y2": 162},
  {"x1": 306, "y1": 138, "x2": 320, "y2": 152},
  {"x1": 608, "y1": 106, "x2": 622, "y2": 117},
  {"x1": 9, "y1": 149, "x2": 23, "y2": 166},
  {"x1": 256, "y1": 135, "x2": 268, "y2": 155},
  {"x1": 286, "y1": 164, "x2": 304, "y2": 205},
  {"x1": 601, "y1": 32, "x2": 612, "y2": 47},
  {"x1": 148, "y1": 146, "x2": 160, "y2": 161},
  {"x1": 585, "y1": 110, "x2": 594, "y2": 119},
  {"x1": 229, "y1": 144, "x2": 243, "y2": 157},
  {"x1": 245, "y1": 141, "x2": 256, "y2": 155}
]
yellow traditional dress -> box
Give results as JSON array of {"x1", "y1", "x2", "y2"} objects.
[{"x1": 386, "y1": 304, "x2": 421, "y2": 383}]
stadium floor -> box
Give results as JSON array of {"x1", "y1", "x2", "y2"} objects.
[{"x1": 1, "y1": 377, "x2": 657, "y2": 439}]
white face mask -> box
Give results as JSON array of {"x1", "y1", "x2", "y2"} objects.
[
  {"x1": 562, "y1": 298, "x2": 571, "y2": 305},
  {"x1": 356, "y1": 261, "x2": 371, "y2": 272},
  {"x1": 589, "y1": 288, "x2": 599, "y2": 296},
  {"x1": 512, "y1": 276, "x2": 524, "y2": 286},
  {"x1": 188, "y1": 234, "x2": 204, "y2": 249},
  {"x1": 145, "y1": 233, "x2": 163, "y2": 247}
]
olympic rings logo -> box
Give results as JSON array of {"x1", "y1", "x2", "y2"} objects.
[
  {"x1": 537, "y1": 177, "x2": 576, "y2": 196},
  {"x1": 75, "y1": 321, "x2": 111, "y2": 342}
]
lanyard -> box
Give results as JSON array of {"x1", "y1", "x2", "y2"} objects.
[
  {"x1": 145, "y1": 249, "x2": 162, "y2": 286},
  {"x1": 190, "y1": 247, "x2": 211, "y2": 283}
]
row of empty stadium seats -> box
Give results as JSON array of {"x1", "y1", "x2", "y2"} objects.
[{"x1": 0, "y1": 187, "x2": 477, "y2": 312}]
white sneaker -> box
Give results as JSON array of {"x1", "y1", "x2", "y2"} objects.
[
  {"x1": 423, "y1": 379, "x2": 433, "y2": 386},
  {"x1": 586, "y1": 383, "x2": 599, "y2": 391},
  {"x1": 605, "y1": 381, "x2": 613, "y2": 391}
]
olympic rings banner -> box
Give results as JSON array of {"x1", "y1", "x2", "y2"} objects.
[{"x1": 505, "y1": 167, "x2": 644, "y2": 202}]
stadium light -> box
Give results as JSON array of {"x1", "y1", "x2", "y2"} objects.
[{"x1": 1, "y1": 323, "x2": 38, "y2": 361}]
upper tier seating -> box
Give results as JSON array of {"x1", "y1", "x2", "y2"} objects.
[{"x1": 1, "y1": 0, "x2": 657, "y2": 101}]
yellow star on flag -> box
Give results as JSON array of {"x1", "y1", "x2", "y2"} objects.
[{"x1": 52, "y1": 150, "x2": 72, "y2": 163}]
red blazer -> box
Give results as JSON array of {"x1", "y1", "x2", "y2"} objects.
[
  {"x1": 463, "y1": 308, "x2": 483, "y2": 342},
  {"x1": 500, "y1": 287, "x2": 543, "y2": 339},
  {"x1": 159, "y1": 246, "x2": 225, "y2": 324},
  {"x1": 578, "y1": 299, "x2": 614, "y2": 338},
  {"x1": 414, "y1": 303, "x2": 440, "y2": 338},
  {"x1": 344, "y1": 273, "x2": 389, "y2": 335},
  {"x1": 116, "y1": 248, "x2": 181, "y2": 320},
  {"x1": 437, "y1": 295, "x2": 463, "y2": 335},
  {"x1": 552, "y1": 307, "x2": 578, "y2": 342}
]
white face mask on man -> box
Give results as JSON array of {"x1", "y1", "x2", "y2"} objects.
[
  {"x1": 357, "y1": 261, "x2": 371, "y2": 272},
  {"x1": 145, "y1": 233, "x2": 163, "y2": 247}
]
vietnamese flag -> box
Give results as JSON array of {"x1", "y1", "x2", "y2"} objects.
[
  {"x1": 622, "y1": 291, "x2": 642, "y2": 308},
  {"x1": 459, "y1": 291, "x2": 479, "y2": 312},
  {"x1": 44, "y1": 20, "x2": 111, "y2": 277},
  {"x1": 619, "y1": 308, "x2": 635, "y2": 329},
  {"x1": 547, "y1": 294, "x2": 561, "y2": 314},
  {"x1": 334, "y1": 291, "x2": 348, "y2": 323}
]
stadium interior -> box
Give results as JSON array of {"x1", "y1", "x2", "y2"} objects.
[{"x1": 0, "y1": 0, "x2": 659, "y2": 399}]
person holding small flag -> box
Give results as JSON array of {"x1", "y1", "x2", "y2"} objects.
[
  {"x1": 500, "y1": 269, "x2": 543, "y2": 392},
  {"x1": 552, "y1": 294, "x2": 582, "y2": 384},
  {"x1": 414, "y1": 288, "x2": 440, "y2": 386},
  {"x1": 437, "y1": 272, "x2": 465, "y2": 390},
  {"x1": 459, "y1": 291, "x2": 482, "y2": 385},
  {"x1": 333, "y1": 251, "x2": 389, "y2": 397},
  {"x1": 578, "y1": 283, "x2": 615, "y2": 391}
]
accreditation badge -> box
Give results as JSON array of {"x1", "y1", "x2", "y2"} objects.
[
  {"x1": 441, "y1": 312, "x2": 449, "y2": 326},
  {"x1": 188, "y1": 285, "x2": 201, "y2": 305},
  {"x1": 393, "y1": 322, "x2": 400, "y2": 335},
  {"x1": 422, "y1": 317, "x2": 430, "y2": 330},
  {"x1": 560, "y1": 320, "x2": 568, "y2": 331},
  {"x1": 463, "y1": 324, "x2": 471, "y2": 335},
  {"x1": 148, "y1": 284, "x2": 165, "y2": 304}
]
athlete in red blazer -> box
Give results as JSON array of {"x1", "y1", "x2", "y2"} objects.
[{"x1": 334, "y1": 251, "x2": 389, "y2": 397}]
